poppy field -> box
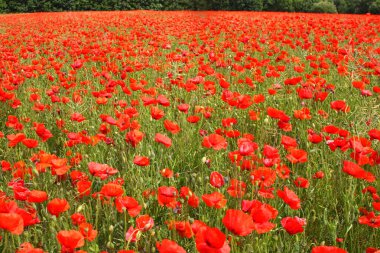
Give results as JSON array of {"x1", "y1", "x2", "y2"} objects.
[{"x1": 0, "y1": 11, "x2": 380, "y2": 253}]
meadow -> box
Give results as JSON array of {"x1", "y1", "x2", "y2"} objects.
[{"x1": 0, "y1": 11, "x2": 379, "y2": 253}]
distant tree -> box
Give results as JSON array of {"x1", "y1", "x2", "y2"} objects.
[
  {"x1": 333, "y1": 0, "x2": 348, "y2": 13},
  {"x1": 0, "y1": 0, "x2": 7, "y2": 13},
  {"x1": 208, "y1": 0, "x2": 230, "y2": 10},
  {"x1": 310, "y1": 1, "x2": 338, "y2": 13},
  {"x1": 369, "y1": 0, "x2": 380, "y2": 13},
  {"x1": 188, "y1": 0, "x2": 210, "y2": 10},
  {"x1": 293, "y1": 0, "x2": 318, "y2": 12},
  {"x1": 0, "y1": 0, "x2": 371, "y2": 13},
  {"x1": 232, "y1": 0, "x2": 261, "y2": 10},
  {"x1": 356, "y1": 0, "x2": 373, "y2": 13},
  {"x1": 264, "y1": 0, "x2": 295, "y2": 11},
  {"x1": 5, "y1": 0, "x2": 28, "y2": 12},
  {"x1": 244, "y1": 0, "x2": 264, "y2": 10}
]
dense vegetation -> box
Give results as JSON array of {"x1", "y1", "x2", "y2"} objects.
[
  {"x1": 1, "y1": 0, "x2": 380, "y2": 14},
  {"x1": 0, "y1": 7, "x2": 380, "y2": 253}
]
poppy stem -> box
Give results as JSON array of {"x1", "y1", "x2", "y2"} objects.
[
  {"x1": 123, "y1": 211, "x2": 127, "y2": 247},
  {"x1": 2, "y1": 233, "x2": 9, "y2": 253}
]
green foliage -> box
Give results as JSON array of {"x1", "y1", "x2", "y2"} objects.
[
  {"x1": 310, "y1": 1, "x2": 338, "y2": 13},
  {"x1": 0, "y1": 0, "x2": 377, "y2": 13},
  {"x1": 334, "y1": 0, "x2": 349, "y2": 13},
  {"x1": 0, "y1": 0, "x2": 7, "y2": 13},
  {"x1": 292, "y1": 0, "x2": 318, "y2": 12},
  {"x1": 369, "y1": 0, "x2": 380, "y2": 13},
  {"x1": 264, "y1": 0, "x2": 295, "y2": 11}
]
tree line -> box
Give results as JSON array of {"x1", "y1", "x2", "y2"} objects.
[{"x1": 0, "y1": 0, "x2": 380, "y2": 14}]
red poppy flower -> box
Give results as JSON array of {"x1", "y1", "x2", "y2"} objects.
[
  {"x1": 7, "y1": 133, "x2": 26, "y2": 147},
  {"x1": 358, "y1": 211, "x2": 380, "y2": 228},
  {"x1": 250, "y1": 200, "x2": 278, "y2": 234},
  {"x1": 167, "y1": 220, "x2": 193, "y2": 238},
  {"x1": 156, "y1": 239, "x2": 186, "y2": 253},
  {"x1": 133, "y1": 156, "x2": 150, "y2": 167},
  {"x1": 100, "y1": 183, "x2": 124, "y2": 198},
  {"x1": 368, "y1": 129, "x2": 380, "y2": 141},
  {"x1": 157, "y1": 186, "x2": 178, "y2": 208},
  {"x1": 286, "y1": 149, "x2": 308, "y2": 164},
  {"x1": 180, "y1": 187, "x2": 199, "y2": 208},
  {"x1": 155, "y1": 133, "x2": 172, "y2": 148},
  {"x1": 21, "y1": 138, "x2": 38, "y2": 148},
  {"x1": 313, "y1": 171, "x2": 325, "y2": 179},
  {"x1": 308, "y1": 132, "x2": 323, "y2": 144},
  {"x1": 202, "y1": 192, "x2": 227, "y2": 209},
  {"x1": 151, "y1": 106, "x2": 165, "y2": 120},
  {"x1": 366, "y1": 247, "x2": 380, "y2": 253},
  {"x1": 222, "y1": 209, "x2": 255, "y2": 236},
  {"x1": 115, "y1": 196, "x2": 141, "y2": 217},
  {"x1": 195, "y1": 226, "x2": 230, "y2": 253},
  {"x1": 249, "y1": 110, "x2": 260, "y2": 121},
  {"x1": 51, "y1": 158, "x2": 71, "y2": 176},
  {"x1": 33, "y1": 123, "x2": 53, "y2": 142},
  {"x1": 238, "y1": 139, "x2": 258, "y2": 156},
  {"x1": 202, "y1": 134, "x2": 227, "y2": 150},
  {"x1": 57, "y1": 230, "x2": 85, "y2": 250},
  {"x1": 294, "y1": 177, "x2": 309, "y2": 188},
  {"x1": 209, "y1": 171, "x2": 225, "y2": 188},
  {"x1": 136, "y1": 215, "x2": 154, "y2": 231},
  {"x1": 0, "y1": 213, "x2": 24, "y2": 235},
  {"x1": 250, "y1": 167, "x2": 276, "y2": 187},
  {"x1": 88, "y1": 162, "x2": 118, "y2": 180},
  {"x1": 79, "y1": 222, "x2": 97, "y2": 242},
  {"x1": 267, "y1": 107, "x2": 290, "y2": 122},
  {"x1": 47, "y1": 198, "x2": 70, "y2": 217},
  {"x1": 178, "y1": 104, "x2": 189, "y2": 113},
  {"x1": 330, "y1": 100, "x2": 350, "y2": 112},
  {"x1": 281, "y1": 216, "x2": 307, "y2": 235},
  {"x1": 15, "y1": 207, "x2": 39, "y2": 227},
  {"x1": 76, "y1": 180, "x2": 92, "y2": 198},
  {"x1": 125, "y1": 130, "x2": 144, "y2": 147},
  {"x1": 187, "y1": 115, "x2": 200, "y2": 123},
  {"x1": 160, "y1": 168, "x2": 174, "y2": 178},
  {"x1": 71, "y1": 213, "x2": 86, "y2": 226},
  {"x1": 71, "y1": 60, "x2": 83, "y2": 69},
  {"x1": 277, "y1": 186, "x2": 301, "y2": 210},
  {"x1": 16, "y1": 242, "x2": 45, "y2": 253},
  {"x1": 163, "y1": 120, "x2": 181, "y2": 134},
  {"x1": 278, "y1": 120, "x2": 292, "y2": 131},
  {"x1": 71, "y1": 112, "x2": 86, "y2": 122},
  {"x1": 281, "y1": 135, "x2": 298, "y2": 150},
  {"x1": 227, "y1": 179, "x2": 246, "y2": 198},
  {"x1": 27, "y1": 190, "x2": 48, "y2": 203},
  {"x1": 125, "y1": 226, "x2": 139, "y2": 243},
  {"x1": 342, "y1": 160, "x2": 376, "y2": 182},
  {"x1": 311, "y1": 246, "x2": 347, "y2": 253},
  {"x1": 157, "y1": 94, "x2": 170, "y2": 106}
]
